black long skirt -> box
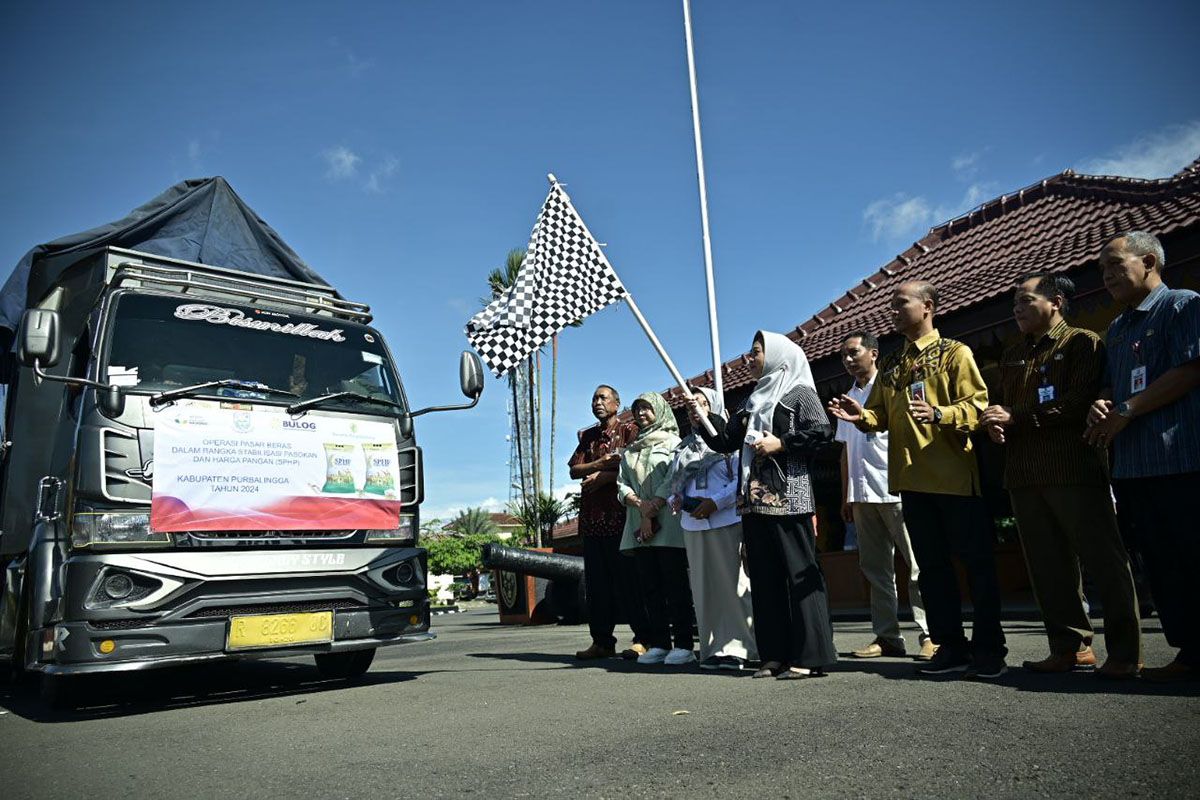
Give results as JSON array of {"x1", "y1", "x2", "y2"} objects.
[{"x1": 742, "y1": 513, "x2": 837, "y2": 669}]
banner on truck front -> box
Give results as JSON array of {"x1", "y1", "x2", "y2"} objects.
[{"x1": 151, "y1": 401, "x2": 402, "y2": 532}]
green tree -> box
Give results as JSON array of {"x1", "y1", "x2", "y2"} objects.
[
  {"x1": 423, "y1": 534, "x2": 481, "y2": 576},
  {"x1": 424, "y1": 507, "x2": 505, "y2": 576},
  {"x1": 507, "y1": 492, "x2": 566, "y2": 548},
  {"x1": 447, "y1": 507, "x2": 499, "y2": 538}
]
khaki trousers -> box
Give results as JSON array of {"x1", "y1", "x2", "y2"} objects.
[
  {"x1": 852, "y1": 502, "x2": 929, "y2": 648},
  {"x1": 683, "y1": 523, "x2": 758, "y2": 662},
  {"x1": 1010, "y1": 485, "x2": 1141, "y2": 663}
]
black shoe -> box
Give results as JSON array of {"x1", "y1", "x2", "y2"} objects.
[
  {"x1": 716, "y1": 655, "x2": 746, "y2": 672},
  {"x1": 917, "y1": 648, "x2": 970, "y2": 675},
  {"x1": 964, "y1": 654, "x2": 1008, "y2": 680},
  {"x1": 698, "y1": 656, "x2": 722, "y2": 671}
]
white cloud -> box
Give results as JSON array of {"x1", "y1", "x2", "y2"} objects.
[
  {"x1": 554, "y1": 484, "x2": 580, "y2": 503},
  {"x1": 933, "y1": 182, "x2": 997, "y2": 222},
  {"x1": 323, "y1": 146, "x2": 361, "y2": 180},
  {"x1": 863, "y1": 193, "x2": 933, "y2": 242},
  {"x1": 1080, "y1": 120, "x2": 1200, "y2": 179},
  {"x1": 425, "y1": 496, "x2": 507, "y2": 523},
  {"x1": 345, "y1": 51, "x2": 370, "y2": 77},
  {"x1": 363, "y1": 155, "x2": 399, "y2": 193},
  {"x1": 447, "y1": 297, "x2": 475, "y2": 316},
  {"x1": 951, "y1": 152, "x2": 981, "y2": 180},
  {"x1": 187, "y1": 139, "x2": 202, "y2": 168}
]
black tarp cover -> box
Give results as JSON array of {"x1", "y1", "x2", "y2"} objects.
[{"x1": 0, "y1": 176, "x2": 331, "y2": 339}]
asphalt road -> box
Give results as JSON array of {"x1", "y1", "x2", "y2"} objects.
[{"x1": 3, "y1": 609, "x2": 1197, "y2": 799}]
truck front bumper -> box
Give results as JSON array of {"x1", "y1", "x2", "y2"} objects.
[{"x1": 33, "y1": 546, "x2": 433, "y2": 675}]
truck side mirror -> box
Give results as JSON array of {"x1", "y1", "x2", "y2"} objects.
[
  {"x1": 459, "y1": 351, "x2": 484, "y2": 399},
  {"x1": 18, "y1": 309, "x2": 61, "y2": 368}
]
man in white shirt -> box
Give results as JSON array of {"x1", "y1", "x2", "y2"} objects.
[{"x1": 836, "y1": 331, "x2": 934, "y2": 660}]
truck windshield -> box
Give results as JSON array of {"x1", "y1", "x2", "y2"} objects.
[{"x1": 103, "y1": 293, "x2": 406, "y2": 415}]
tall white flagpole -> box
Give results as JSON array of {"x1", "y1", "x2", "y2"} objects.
[
  {"x1": 682, "y1": 0, "x2": 723, "y2": 399},
  {"x1": 548, "y1": 174, "x2": 717, "y2": 438}
]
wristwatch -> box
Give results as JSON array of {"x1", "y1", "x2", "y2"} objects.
[
  {"x1": 1116, "y1": 401, "x2": 1134, "y2": 418},
  {"x1": 931, "y1": 407, "x2": 943, "y2": 424}
]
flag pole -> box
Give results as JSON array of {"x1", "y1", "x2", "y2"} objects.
[
  {"x1": 547, "y1": 173, "x2": 716, "y2": 438},
  {"x1": 681, "y1": 0, "x2": 723, "y2": 399}
]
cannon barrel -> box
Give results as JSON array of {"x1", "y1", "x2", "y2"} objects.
[{"x1": 482, "y1": 544, "x2": 584, "y2": 582}]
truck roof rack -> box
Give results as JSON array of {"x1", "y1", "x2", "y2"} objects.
[{"x1": 103, "y1": 247, "x2": 373, "y2": 324}]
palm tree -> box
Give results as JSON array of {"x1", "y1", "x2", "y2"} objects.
[
  {"x1": 507, "y1": 492, "x2": 566, "y2": 548},
  {"x1": 448, "y1": 507, "x2": 500, "y2": 538},
  {"x1": 486, "y1": 249, "x2": 537, "y2": 505}
]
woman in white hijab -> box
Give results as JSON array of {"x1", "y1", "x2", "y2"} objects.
[
  {"x1": 667, "y1": 386, "x2": 758, "y2": 670},
  {"x1": 698, "y1": 331, "x2": 838, "y2": 679}
]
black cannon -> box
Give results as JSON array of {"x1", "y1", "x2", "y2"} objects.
[{"x1": 482, "y1": 544, "x2": 587, "y2": 624}]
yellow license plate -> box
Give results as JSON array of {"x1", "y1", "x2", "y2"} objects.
[{"x1": 227, "y1": 611, "x2": 334, "y2": 651}]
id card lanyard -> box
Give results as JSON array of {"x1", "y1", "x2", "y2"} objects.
[
  {"x1": 1130, "y1": 340, "x2": 1147, "y2": 395},
  {"x1": 1037, "y1": 364, "x2": 1055, "y2": 404}
]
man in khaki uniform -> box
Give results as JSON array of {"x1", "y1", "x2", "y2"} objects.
[{"x1": 835, "y1": 330, "x2": 934, "y2": 661}]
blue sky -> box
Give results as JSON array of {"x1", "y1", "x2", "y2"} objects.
[{"x1": 2, "y1": 1, "x2": 1198, "y2": 521}]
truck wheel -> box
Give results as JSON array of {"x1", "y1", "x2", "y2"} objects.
[
  {"x1": 314, "y1": 648, "x2": 376, "y2": 680},
  {"x1": 40, "y1": 673, "x2": 80, "y2": 711}
]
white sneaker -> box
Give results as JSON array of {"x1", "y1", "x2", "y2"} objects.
[
  {"x1": 637, "y1": 647, "x2": 670, "y2": 664},
  {"x1": 664, "y1": 648, "x2": 696, "y2": 665}
]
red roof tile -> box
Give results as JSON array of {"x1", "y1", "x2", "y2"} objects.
[{"x1": 667, "y1": 160, "x2": 1200, "y2": 406}]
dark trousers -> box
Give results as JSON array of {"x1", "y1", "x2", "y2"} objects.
[
  {"x1": 900, "y1": 491, "x2": 1006, "y2": 658},
  {"x1": 742, "y1": 513, "x2": 837, "y2": 669},
  {"x1": 1010, "y1": 485, "x2": 1141, "y2": 663},
  {"x1": 632, "y1": 546, "x2": 695, "y2": 651},
  {"x1": 1113, "y1": 472, "x2": 1200, "y2": 667},
  {"x1": 583, "y1": 534, "x2": 647, "y2": 649}
]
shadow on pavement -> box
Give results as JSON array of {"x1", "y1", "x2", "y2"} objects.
[
  {"x1": 829, "y1": 657, "x2": 1200, "y2": 696},
  {"x1": 465, "y1": 651, "x2": 754, "y2": 677},
  {"x1": 0, "y1": 660, "x2": 421, "y2": 723}
]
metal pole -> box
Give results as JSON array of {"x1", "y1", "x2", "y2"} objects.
[
  {"x1": 622, "y1": 295, "x2": 717, "y2": 438},
  {"x1": 682, "y1": 0, "x2": 723, "y2": 399},
  {"x1": 546, "y1": 174, "x2": 716, "y2": 437}
]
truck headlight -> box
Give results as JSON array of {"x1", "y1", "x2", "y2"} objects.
[
  {"x1": 364, "y1": 514, "x2": 416, "y2": 545},
  {"x1": 71, "y1": 512, "x2": 170, "y2": 548}
]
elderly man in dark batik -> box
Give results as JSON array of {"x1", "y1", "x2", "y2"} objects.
[{"x1": 569, "y1": 385, "x2": 647, "y2": 660}]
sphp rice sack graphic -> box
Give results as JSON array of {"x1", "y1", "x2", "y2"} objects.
[
  {"x1": 322, "y1": 443, "x2": 358, "y2": 493},
  {"x1": 362, "y1": 443, "x2": 396, "y2": 496}
]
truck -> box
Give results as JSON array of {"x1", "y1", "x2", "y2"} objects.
[{"x1": 0, "y1": 178, "x2": 483, "y2": 706}]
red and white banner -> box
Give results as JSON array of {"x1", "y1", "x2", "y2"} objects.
[{"x1": 151, "y1": 401, "x2": 402, "y2": 532}]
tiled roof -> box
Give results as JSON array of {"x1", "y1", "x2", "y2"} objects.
[
  {"x1": 666, "y1": 158, "x2": 1200, "y2": 406},
  {"x1": 551, "y1": 517, "x2": 579, "y2": 540}
]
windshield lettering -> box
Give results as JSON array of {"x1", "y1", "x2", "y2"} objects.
[{"x1": 174, "y1": 303, "x2": 347, "y2": 342}]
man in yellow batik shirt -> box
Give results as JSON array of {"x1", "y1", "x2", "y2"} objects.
[{"x1": 830, "y1": 281, "x2": 1007, "y2": 679}]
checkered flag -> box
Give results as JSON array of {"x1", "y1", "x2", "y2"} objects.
[{"x1": 466, "y1": 180, "x2": 628, "y2": 377}]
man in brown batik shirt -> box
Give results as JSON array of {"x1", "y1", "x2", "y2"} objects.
[
  {"x1": 569, "y1": 385, "x2": 645, "y2": 659},
  {"x1": 982, "y1": 273, "x2": 1140, "y2": 678}
]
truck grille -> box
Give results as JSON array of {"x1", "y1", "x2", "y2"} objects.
[
  {"x1": 90, "y1": 617, "x2": 161, "y2": 631},
  {"x1": 188, "y1": 529, "x2": 357, "y2": 541},
  {"x1": 185, "y1": 599, "x2": 365, "y2": 619}
]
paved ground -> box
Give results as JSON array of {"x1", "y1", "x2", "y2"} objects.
[{"x1": 3, "y1": 609, "x2": 1197, "y2": 799}]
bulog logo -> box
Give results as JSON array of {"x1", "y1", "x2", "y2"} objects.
[
  {"x1": 174, "y1": 303, "x2": 347, "y2": 342},
  {"x1": 282, "y1": 420, "x2": 316, "y2": 430}
]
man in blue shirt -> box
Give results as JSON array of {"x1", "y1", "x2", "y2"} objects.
[{"x1": 1086, "y1": 231, "x2": 1200, "y2": 682}]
